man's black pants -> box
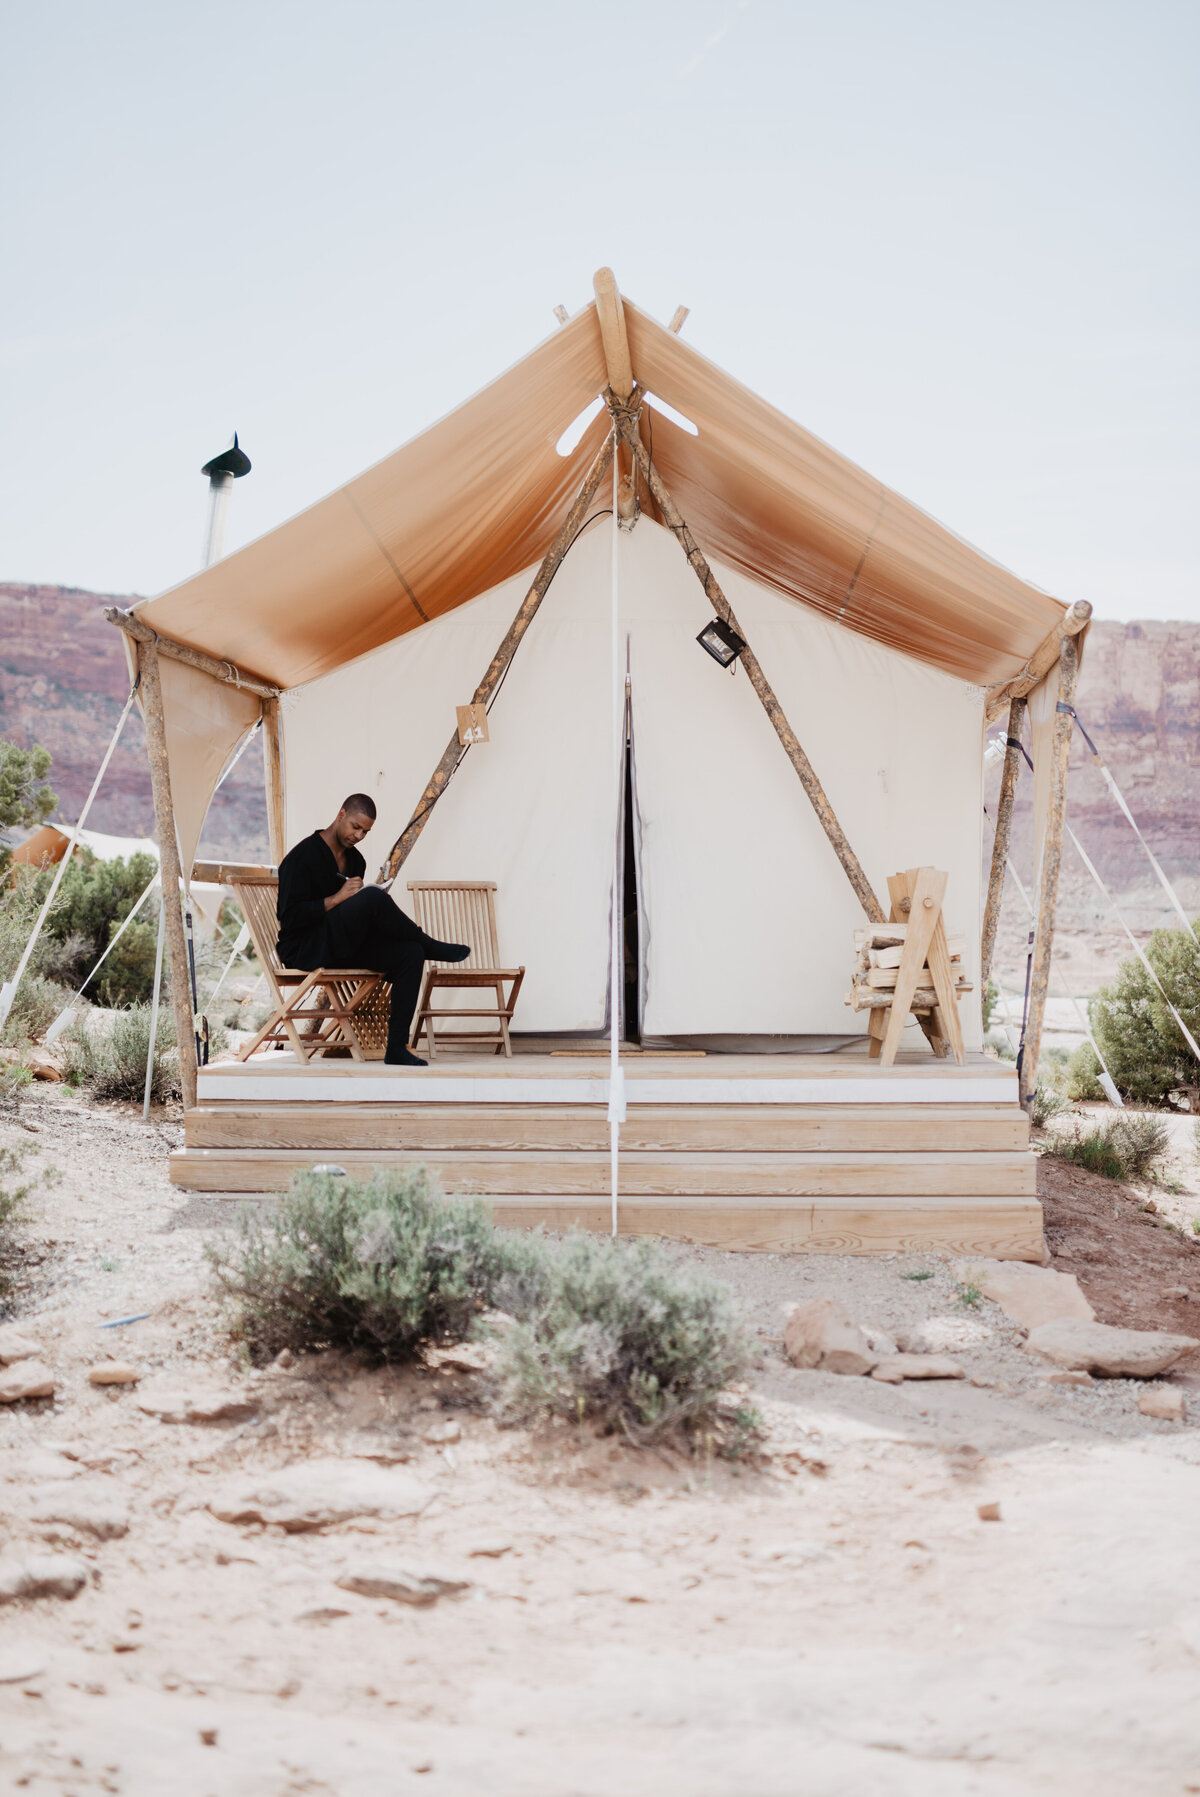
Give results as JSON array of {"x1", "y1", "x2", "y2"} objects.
[{"x1": 308, "y1": 887, "x2": 432, "y2": 1060}]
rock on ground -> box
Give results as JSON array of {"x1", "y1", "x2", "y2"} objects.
[
  {"x1": 87, "y1": 1361, "x2": 141, "y2": 1385},
  {"x1": 953, "y1": 1257, "x2": 1095, "y2": 1329},
  {"x1": 783, "y1": 1299, "x2": 876, "y2": 1375},
  {"x1": 0, "y1": 1360, "x2": 55, "y2": 1402},
  {"x1": 0, "y1": 1555, "x2": 90, "y2": 1603},
  {"x1": 27, "y1": 1483, "x2": 131, "y2": 1539},
  {"x1": 208, "y1": 1458, "x2": 433, "y2": 1532},
  {"x1": 136, "y1": 1385, "x2": 259, "y2": 1423},
  {"x1": 0, "y1": 1326, "x2": 42, "y2": 1365},
  {"x1": 335, "y1": 1564, "x2": 470, "y2": 1606},
  {"x1": 1138, "y1": 1385, "x2": 1186, "y2": 1421},
  {"x1": 869, "y1": 1354, "x2": 964, "y2": 1383},
  {"x1": 1025, "y1": 1318, "x2": 1200, "y2": 1377}
]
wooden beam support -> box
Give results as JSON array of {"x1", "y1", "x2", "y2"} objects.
[
  {"x1": 593, "y1": 267, "x2": 634, "y2": 401},
  {"x1": 378, "y1": 427, "x2": 617, "y2": 885},
  {"x1": 104, "y1": 608, "x2": 280, "y2": 700},
  {"x1": 1019, "y1": 634, "x2": 1080, "y2": 1105},
  {"x1": 984, "y1": 601, "x2": 1091, "y2": 723},
  {"x1": 980, "y1": 694, "x2": 1027, "y2": 992},
  {"x1": 615, "y1": 408, "x2": 886, "y2": 923},
  {"x1": 667, "y1": 305, "x2": 689, "y2": 335},
  {"x1": 135, "y1": 636, "x2": 199, "y2": 1111},
  {"x1": 261, "y1": 695, "x2": 286, "y2": 863}
]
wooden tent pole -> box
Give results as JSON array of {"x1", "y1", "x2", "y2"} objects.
[
  {"x1": 378, "y1": 428, "x2": 617, "y2": 884},
  {"x1": 104, "y1": 608, "x2": 279, "y2": 699},
  {"x1": 261, "y1": 696, "x2": 286, "y2": 864},
  {"x1": 135, "y1": 636, "x2": 199, "y2": 1111},
  {"x1": 1019, "y1": 636, "x2": 1079, "y2": 1105},
  {"x1": 614, "y1": 408, "x2": 886, "y2": 924},
  {"x1": 980, "y1": 694, "x2": 1027, "y2": 992}
]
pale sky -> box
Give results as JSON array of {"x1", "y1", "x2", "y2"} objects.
[{"x1": 3, "y1": 0, "x2": 1197, "y2": 621}]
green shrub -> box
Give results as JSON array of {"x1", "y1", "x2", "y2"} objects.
[
  {"x1": 1078, "y1": 921, "x2": 1200, "y2": 1104},
  {"x1": 1066, "y1": 1042, "x2": 1104, "y2": 1101},
  {"x1": 208, "y1": 1167, "x2": 528, "y2": 1363},
  {"x1": 64, "y1": 1004, "x2": 179, "y2": 1104},
  {"x1": 208, "y1": 1168, "x2": 754, "y2": 1447},
  {"x1": 0, "y1": 739, "x2": 56, "y2": 875},
  {"x1": 1045, "y1": 1113, "x2": 1172, "y2": 1183},
  {"x1": 492, "y1": 1232, "x2": 752, "y2": 1444},
  {"x1": 26, "y1": 850, "x2": 160, "y2": 1004},
  {"x1": 1030, "y1": 1084, "x2": 1068, "y2": 1128}
]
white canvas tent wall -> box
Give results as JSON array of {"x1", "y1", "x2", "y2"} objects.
[
  {"x1": 283, "y1": 517, "x2": 988, "y2": 1043},
  {"x1": 116, "y1": 279, "x2": 1071, "y2": 1066}
]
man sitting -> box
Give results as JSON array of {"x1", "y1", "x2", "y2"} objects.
[{"x1": 275, "y1": 793, "x2": 467, "y2": 1067}]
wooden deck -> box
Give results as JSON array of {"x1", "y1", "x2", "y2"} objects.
[{"x1": 173, "y1": 1046, "x2": 1040, "y2": 1258}]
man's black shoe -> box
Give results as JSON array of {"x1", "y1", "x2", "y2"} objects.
[
  {"x1": 385, "y1": 1048, "x2": 428, "y2": 1067},
  {"x1": 424, "y1": 940, "x2": 470, "y2": 962}
]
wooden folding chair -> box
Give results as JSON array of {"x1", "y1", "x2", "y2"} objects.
[
  {"x1": 406, "y1": 880, "x2": 524, "y2": 1059},
  {"x1": 230, "y1": 875, "x2": 391, "y2": 1063}
]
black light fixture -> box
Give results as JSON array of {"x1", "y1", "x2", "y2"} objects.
[{"x1": 696, "y1": 616, "x2": 746, "y2": 668}]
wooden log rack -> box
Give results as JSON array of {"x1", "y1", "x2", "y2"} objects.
[{"x1": 846, "y1": 868, "x2": 971, "y2": 1066}]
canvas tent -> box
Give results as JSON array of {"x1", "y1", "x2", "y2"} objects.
[{"x1": 109, "y1": 270, "x2": 1082, "y2": 1110}]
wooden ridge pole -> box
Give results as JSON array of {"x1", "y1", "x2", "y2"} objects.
[
  {"x1": 614, "y1": 407, "x2": 886, "y2": 924},
  {"x1": 984, "y1": 601, "x2": 1091, "y2": 723},
  {"x1": 980, "y1": 694, "x2": 1027, "y2": 991},
  {"x1": 1019, "y1": 636, "x2": 1080, "y2": 1105},
  {"x1": 593, "y1": 268, "x2": 634, "y2": 401},
  {"x1": 105, "y1": 608, "x2": 280, "y2": 700},
  {"x1": 378, "y1": 428, "x2": 617, "y2": 884},
  {"x1": 135, "y1": 636, "x2": 199, "y2": 1110},
  {"x1": 261, "y1": 696, "x2": 286, "y2": 864}
]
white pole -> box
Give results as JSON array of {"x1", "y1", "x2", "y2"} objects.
[
  {"x1": 607, "y1": 430, "x2": 625, "y2": 1237},
  {"x1": 0, "y1": 685, "x2": 139, "y2": 1031},
  {"x1": 143, "y1": 893, "x2": 166, "y2": 1120},
  {"x1": 203, "y1": 470, "x2": 234, "y2": 568}
]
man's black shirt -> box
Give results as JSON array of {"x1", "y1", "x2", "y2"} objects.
[{"x1": 276, "y1": 831, "x2": 366, "y2": 967}]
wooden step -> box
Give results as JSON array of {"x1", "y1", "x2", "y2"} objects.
[
  {"x1": 183, "y1": 1103, "x2": 1029, "y2": 1155},
  {"x1": 477, "y1": 1194, "x2": 1043, "y2": 1259},
  {"x1": 168, "y1": 1146, "x2": 1036, "y2": 1199}
]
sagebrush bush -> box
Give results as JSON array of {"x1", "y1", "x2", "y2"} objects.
[
  {"x1": 1045, "y1": 1112, "x2": 1172, "y2": 1183},
  {"x1": 1029, "y1": 1084, "x2": 1069, "y2": 1128},
  {"x1": 208, "y1": 1167, "x2": 532, "y2": 1362},
  {"x1": 64, "y1": 1004, "x2": 179, "y2": 1103},
  {"x1": 0, "y1": 971, "x2": 72, "y2": 1048},
  {"x1": 492, "y1": 1232, "x2": 752, "y2": 1443},
  {"x1": 0, "y1": 1064, "x2": 33, "y2": 1115}
]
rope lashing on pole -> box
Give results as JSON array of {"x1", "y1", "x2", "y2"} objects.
[{"x1": 0, "y1": 681, "x2": 140, "y2": 1032}]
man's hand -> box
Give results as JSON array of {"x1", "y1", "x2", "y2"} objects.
[{"x1": 325, "y1": 876, "x2": 364, "y2": 911}]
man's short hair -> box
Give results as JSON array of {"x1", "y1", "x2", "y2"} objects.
[{"x1": 341, "y1": 793, "x2": 377, "y2": 820}]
